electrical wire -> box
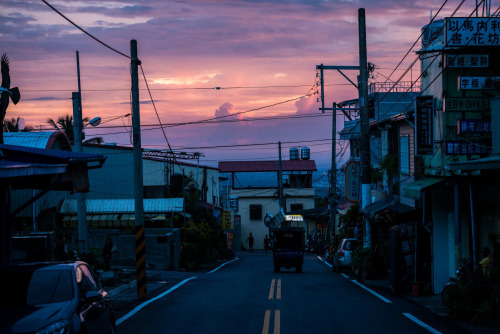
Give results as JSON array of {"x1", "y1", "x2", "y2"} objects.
[{"x1": 42, "y1": 0, "x2": 131, "y2": 59}]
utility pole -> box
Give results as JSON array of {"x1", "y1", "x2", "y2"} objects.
[
  {"x1": 330, "y1": 103, "x2": 337, "y2": 244},
  {"x1": 278, "y1": 142, "x2": 285, "y2": 212},
  {"x1": 74, "y1": 50, "x2": 87, "y2": 254},
  {"x1": 131, "y1": 40, "x2": 147, "y2": 299},
  {"x1": 358, "y1": 8, "x2": 372, "y2": 248}
]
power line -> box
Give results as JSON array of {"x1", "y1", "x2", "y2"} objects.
[{"x1": 42, "y1": 0, "x2": 131, "y2": 59}]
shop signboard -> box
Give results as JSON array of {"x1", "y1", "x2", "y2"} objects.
[
  {"x1": 445, "y1": 17, "x2": 500, "y2": 46},
  {"x1": 445, "y1": 54, "x2": 488, "y2": 68},
  {"x1": 222, "y1": 210, "x2": 234, "y2": 230},
  {"x1": 458, "y1": 76, "x2": 500, "y2": 90},
  {"x1": 445, "y1": 141, "x2": 488, "y2": 155},
  {"x1": 444, "y1": 97, "x2": 488, "y2": 112},
  {"x1": 415, "y1": 96, "x2": 434, "y2": 156},
  {"x1": 457, "y1": 119, "x2": 491, "y2": 134},
  {"x1": 345, "y1": 160, "x2": 360, "y2": 203}
]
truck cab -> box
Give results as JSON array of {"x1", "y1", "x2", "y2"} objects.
[{"x1": 271, "y1": 227, "x2": 305, "y2": 273}]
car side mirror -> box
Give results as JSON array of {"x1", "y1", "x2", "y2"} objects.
[{"x1": 84, "y1": 291, "x2": 103, "y2": 303}]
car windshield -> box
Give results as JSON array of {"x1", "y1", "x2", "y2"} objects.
[{"x1": 0, "y1": 269, "x2": 73, "y2": 306}]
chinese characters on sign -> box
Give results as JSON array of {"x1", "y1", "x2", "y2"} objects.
[
  {"x1": 222, "y1": 210, "x2": 234, "y2": 230},
  {"x1": 446, "y1": 54, "x2": 488, "y2": 67},
  {"x1": 399, "y1": 223, "x2": 415, "y2": 277},
  {"x1": 457, "y1": 119, "x2": 491, "y2": 134},
  {"x1": 445, "y1": 141, "x2": 488, "y2": 155},
  {"x1": 445, "y1": 17, "x2": 500, "y2": 46},
  {"x1": 444, "y1": 97, "x2": 488, "y2": 112},
  {"x1": 415, "y1": 96, "x2": 434, "y2": 156},
  {"x1": 458, "y1": 76, "x2": 500, "y2": 90},
  {"x1": 345, "y1": 160, "x2": 360, "y2": 203}
]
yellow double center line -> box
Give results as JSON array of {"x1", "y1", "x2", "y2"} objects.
[{"x1": 262, "y1": 279, "x2": 281, "y2": 334}]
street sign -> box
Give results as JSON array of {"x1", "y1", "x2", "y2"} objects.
[{"x1": 345, "y1": 160, "x2": 360, "y2": 202}]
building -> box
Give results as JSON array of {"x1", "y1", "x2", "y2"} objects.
[{"x1": 219, "y1": 149, "x2": 317, "y2": 250}]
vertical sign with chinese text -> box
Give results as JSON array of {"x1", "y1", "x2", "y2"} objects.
[
  {"x1": 415, "y1": 96, "x2": 434, "y2": 156},
  {"x1": 345, "y1": 160, "x2": 360, "y2": 203}
]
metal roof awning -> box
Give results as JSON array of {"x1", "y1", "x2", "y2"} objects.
[
  {"x1": 363, "y1": 197, "x2": 415, "y2": 224},
  {"x1": 447, "y1": 155, "x2": 500, "y2": 171},
  {"x1": 402, "y1": 178, "x2": 444, "y2": 200}
]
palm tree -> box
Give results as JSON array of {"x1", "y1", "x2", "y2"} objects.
[
  {"x1": 3, "y1": 116, "x2": 33, "y2": 132},
  {"x1": 47, "y1": 114, "x2": 104, "y2": 145}
]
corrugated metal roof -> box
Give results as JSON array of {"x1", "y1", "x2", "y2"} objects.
[
  {"x1": 60, "y1": 198, "x2": 184, "y2": 214},
  {"x1": 4, "y1": 132, "x2": 71, "y2": 150},
  {"x1": 0, "y1": 144, "x2": 106, "y2": 166},
  {"x1": 218, "y1": 160, "x2": 317, "y2": 173}
]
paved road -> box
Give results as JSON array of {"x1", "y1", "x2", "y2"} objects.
[{"x1": 114, "y1": 252, "x2": 469, "y2": 334}]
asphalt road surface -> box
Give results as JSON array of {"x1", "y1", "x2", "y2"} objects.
[{"x1": 114, "y1": 252, "x2": 469, "y2": 334}]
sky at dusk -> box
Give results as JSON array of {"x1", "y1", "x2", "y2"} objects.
[{"x1": 1, "y1": 0, "x2": 489, "y2": 172}]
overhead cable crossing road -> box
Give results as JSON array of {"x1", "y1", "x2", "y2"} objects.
[{"x1": 143, "y1": 150, "x2": 204, "y2": 160}]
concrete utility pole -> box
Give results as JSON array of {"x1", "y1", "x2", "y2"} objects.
[
  {"x1": 315, "y1": 67, "x2": 359, "y2": 243},
  {"x1": 278, "y1": 142, "x2": 285, "y2": 212},
  {"x1": 74, "y1": 51, "x2": 88, "y2": 254},
  {"x1": 358, "y1": 8, "x2": 372, "y2": 248},
  {"x1": 131, "y1": 40, "x2": 147, "y2": 299},
  {"x1": 330, "y1": 103, "x2": 337, "y2": 243}
]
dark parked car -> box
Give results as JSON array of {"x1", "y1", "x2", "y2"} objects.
[{"x1": 0, "y1": 261, "x2": 115, "y2": 334}]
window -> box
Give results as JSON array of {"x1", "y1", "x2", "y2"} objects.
[
  {"x1": 249, "y1": 204, "x2": 262, "y2": 220},
  {"x1": 290, "y1": 204, "x2": 303, "y2": 212},
  {"x1": 400, "y1": 135, "x2": 410, "y2": 174}
]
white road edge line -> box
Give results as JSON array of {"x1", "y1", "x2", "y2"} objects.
[
  {"x1": 317, "y1": 255, "x2": 332, "y2": 267},
  {"x1": 208, "y1": 257, "x2": 239, "y2": 273},
  {"x1": 116, "y1": 277, "x2": 197, "y2": 326},
  {"x1": 351, "y1": 280, "x2": 392, "y2": 303},
  {"x1": 402, "y1": 313, "x2": 443, "y2": 334},
  {"x1": 340, "y1": 273, "x2": 349, "y2": 279}
]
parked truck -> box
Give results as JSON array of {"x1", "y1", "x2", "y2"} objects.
[{"x1": 271, "y1": 227, "x2": 305, "y2": 273}]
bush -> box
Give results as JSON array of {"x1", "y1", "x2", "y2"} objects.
[{"x1": 351, "y1": 247, "x2": 385, "y2": 280}]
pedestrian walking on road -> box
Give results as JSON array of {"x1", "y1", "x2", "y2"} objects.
[
  {"x1": 103, "y1": 236, "x2": 114, "y2": 271},
  {"x1": 264, "y1": 235, "x2": 270, "y2": 254},
  {"x1": 246, "y1": 233, "x2": 254, "y2": 252}
]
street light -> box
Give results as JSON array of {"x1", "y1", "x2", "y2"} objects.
[{"x1": 85, "y1": 117, "x2": 101, "y2": 127}]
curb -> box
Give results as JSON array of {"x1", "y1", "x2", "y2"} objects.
[{"x1": 108, "y1": 280, "x2": 136, "y2": 298}]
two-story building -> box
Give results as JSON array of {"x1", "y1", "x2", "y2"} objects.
[{"x1": 219, "y1": 150, "x2": 317, "y2": 250}]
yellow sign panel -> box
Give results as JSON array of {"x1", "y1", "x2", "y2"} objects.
[
  {"x1": 222, "y1": 210, "x2": 234, "y2": 229},
  {"x1": 286, "y1": 214, "x2": 304, "y2": 222}
]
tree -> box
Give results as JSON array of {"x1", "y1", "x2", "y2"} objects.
[
  {"x1": 46, "y1": 114, "x2": 103, "y2": 144},
  {"x1": 3, "y1": 117, "x2": 32, "y2": 132},
  {"x1": 0, "y1": 53, "x2": 21, "y2": 143}
]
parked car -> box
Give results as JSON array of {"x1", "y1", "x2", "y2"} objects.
[
  {"x1": 0, "y1": 261, "x2": 115, "y2": 334},
  {"x1": 332, "y1": 238, "x2": 358, "y2": 273}
]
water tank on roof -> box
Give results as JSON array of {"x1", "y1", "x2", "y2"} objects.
[
  {"x1": 301, "y1": 147, "x2": 310, "y2": 160},
  {"x1": 290, "y1": 147, "x2": 299, "y2": 160},
  {"x1": 421, "y1": 19, "x2": 444, "y2": 49}
]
